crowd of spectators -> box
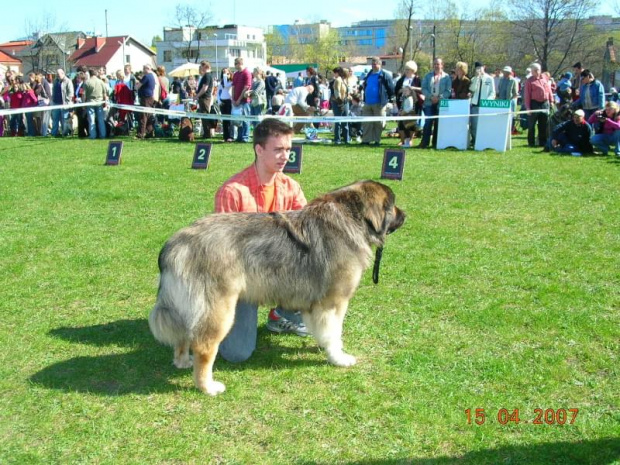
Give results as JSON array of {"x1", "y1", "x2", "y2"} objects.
[{"x1": 1, "y1": 58, "x2": 619, "y2": 156}]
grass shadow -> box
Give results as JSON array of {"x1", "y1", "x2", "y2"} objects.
[
  {"x1": 298, "y1": 437, "x2": 620, "y2": 465},
  {"x1": 31, "y1": 318, "x2": 324, "y2": 395}
]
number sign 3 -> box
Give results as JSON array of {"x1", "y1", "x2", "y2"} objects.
[{"x1": 283, "y1": 145, "x2": 303, "y2": 174}]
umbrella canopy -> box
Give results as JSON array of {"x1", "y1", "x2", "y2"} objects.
[{"x1": 169, "y1": 62, "x2": 201, "y2": 78}]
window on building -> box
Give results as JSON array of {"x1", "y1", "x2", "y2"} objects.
[
  {"x1": 163, "y1": 50, "x2": 172, "y2": 62},
  {"x1": 230, "y1": 48, "x2": 241, "y2": 57},
  {"x1": 181, "y1": 49, "x2": 199, "y2": 59}
]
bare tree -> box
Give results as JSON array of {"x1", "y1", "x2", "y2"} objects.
[
  {"x1": 507, "y1": 0, "x2": 597, "y2": 75},
  {"x1": 394, "y1": 0, "x2": 421, "y2": 73},
  {"x1": 174, "y1": 3, "x2": 213, "y2": 63},
  {"x1": 442, "y1": 7, "x2": 512, "y2": 71},
  {"x1": 23, "y1": 13, "x2": 68, "y2": 73}
]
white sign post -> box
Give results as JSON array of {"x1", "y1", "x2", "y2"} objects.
[
  {"x1": 474, "y1": 99, "x2": 512, "y2": 152},
  {"x1": 437, "y1": 99, "x2": 470, "y2": 150}
]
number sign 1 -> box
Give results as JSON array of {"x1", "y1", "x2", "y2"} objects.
[
  {"x1": 105, "y1": 141, "x2": 123, "y2": 165},
  {"x1": 192, "y1": 143, "x2": 212, "y2": 169},
  {"x1": 381, "y1": 148, "x2": 406, "y2": 181},
  {"x1": 283, "y1": 145, "x2": 303, "y2": 174}
]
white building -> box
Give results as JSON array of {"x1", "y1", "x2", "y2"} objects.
[{"x1": 156, "y1": 24, "x2": 267, "y2": 77}]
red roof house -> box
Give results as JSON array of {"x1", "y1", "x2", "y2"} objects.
[{"x1": 69, "y1": 35, "x2": 156, "y2": 74}]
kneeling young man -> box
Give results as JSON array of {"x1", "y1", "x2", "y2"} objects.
[{"x1": 215, "y1": 118, "x2": 309, "y2": 362}]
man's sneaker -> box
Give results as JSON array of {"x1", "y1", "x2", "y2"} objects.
[{"x1": 266, "y1": 309, "x2": 310, "y2": 337}]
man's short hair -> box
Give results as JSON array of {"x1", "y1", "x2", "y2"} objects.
[
  {"x1": 253, "y1": 118, "x2": 294, "y2": 149},
  {"x1": 371, "y1": 57, "x2": 382, "y2": 65},
  {"x1": 200, "y1": 61, "x2": 210, "y2": 69}
]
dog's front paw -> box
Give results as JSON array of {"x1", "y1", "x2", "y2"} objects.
[
  {"x1": 203, "y1": 380, "x2": 226, "y2": 396},
  {"x1": 328, "y1": 352, "x2": 357, "y2": 367}
]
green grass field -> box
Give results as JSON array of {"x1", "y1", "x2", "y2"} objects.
[{"x1": 0, "y1": 133, "x2": 619, "y2": 464}]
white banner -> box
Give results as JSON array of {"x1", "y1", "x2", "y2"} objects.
[
  {"x1": 437, "y1": 99, "x2": 470, "y2": 150},
  {"x1": 475, "y1": 99, "x2": 512, "y2": 152}
]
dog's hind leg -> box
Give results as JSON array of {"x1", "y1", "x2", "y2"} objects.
[
  {"x1": 191, "y1": 294, "x2": 237, "y2": 396},
  {"x1": 192, "y1": 342, "x2": 226, "y2": 396},
  {"x1": 304, "y1": 300, "x2": 356, "y2": 367},
  {"x1": 173, "y1": 340, "x2": 192, "y2": 369}
]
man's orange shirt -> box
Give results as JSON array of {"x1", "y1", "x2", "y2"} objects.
[{"x1": 214, "y1": 164, "x2": 307, "y2": 214}]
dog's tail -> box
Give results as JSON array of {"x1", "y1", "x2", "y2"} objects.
[{"x1": 148, "y1": 271, "x2": 194, "y2": 347}]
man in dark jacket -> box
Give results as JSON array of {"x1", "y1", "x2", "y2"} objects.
[
  {"x1": 551, "y1": 109, "x2": 593, "y2": 156},
  {"x1": 135, "y1": 63, "x2": 156, "y2": 139},
  {"x1": 196, "y1": 61, "x2": 214, "y2": 138},
  {"x1": 265, "y1": 71, "x2": 280, "y2": 112}
]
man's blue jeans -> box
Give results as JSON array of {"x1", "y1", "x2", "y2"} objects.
[
  {"x1": 421, "y1": 103, "x2": 439, "y2": 147},
  {"x1": 51, "y1": 108, "x2": 68, "y2": 136},
  {"x1": 235, "y1": 103, "x2": 251, "y2": 142},
  {"x1": 88, "y1": 105, "x2": 106, "y2": 139},
  {"x1": 591, "y1": 130, "x2": 620, "y2": 155},
  {"x1": 219, "y1": 302, "x2": 302, "y2": 363}
]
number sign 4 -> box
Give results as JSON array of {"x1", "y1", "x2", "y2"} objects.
[{"x1": 381, "y1": 149, "x2": 406, "y2": 180}]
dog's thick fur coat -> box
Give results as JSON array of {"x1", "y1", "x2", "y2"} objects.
[{"x1": 149, "y1": 180, "x2": 405, "y2": 395}]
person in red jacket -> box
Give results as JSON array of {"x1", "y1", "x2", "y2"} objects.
[
  {"x1": 9, "y1": 76, "x2": 25, "y2": 136},
  {"x1": 114, "y1": 69, "x2": 134, "y2": 123},
  {"x1": 21, "y1": 82, "x2": 38, "y2": 136}
]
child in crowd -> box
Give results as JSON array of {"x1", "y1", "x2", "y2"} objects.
[
  {"x1": 397, "y1": 86, "x2": 417, "y2": 147},
  {"x1": 349, "y1": 93, "x2": 364, "y2": 142}
]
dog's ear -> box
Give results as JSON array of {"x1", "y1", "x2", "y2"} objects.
[{"x1": 362, "y1": 181, "x2": 391, "y2": 237}]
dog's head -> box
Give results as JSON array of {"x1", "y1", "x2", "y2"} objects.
[
  {"x1": 328, "y1": 180, "x2": 405, "y2": 246},
  {"x1": 359, "y1": 180, "x2": 405, "y2": 242}
]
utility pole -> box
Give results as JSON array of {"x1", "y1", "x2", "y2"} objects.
[{"x1": 432, "y1": 24, "x2": 436, "y2": 62}]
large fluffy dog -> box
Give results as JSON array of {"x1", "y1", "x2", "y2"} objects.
[{"x1": 149, "y1": 180, "x2": 405, "y2": 395}]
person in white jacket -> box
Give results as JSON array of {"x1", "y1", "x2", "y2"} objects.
[{"x1": 469, "y1": 61, "x2": 496, "y2": 147}]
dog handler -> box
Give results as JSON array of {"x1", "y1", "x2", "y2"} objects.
[{"x1": 214, "y1": 118, "x2": 309, "y2": 362}]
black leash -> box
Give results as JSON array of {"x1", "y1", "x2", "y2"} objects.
[{"x1": 372, "y1": 247, "x2": 384, "y2": 284}]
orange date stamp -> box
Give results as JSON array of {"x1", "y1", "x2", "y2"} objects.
[{"x1": 465, "y1": 408, "x2": 579, "y2": 425}]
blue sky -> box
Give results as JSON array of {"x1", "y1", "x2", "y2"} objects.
[{"x1": 1, "y1": 0, "x2": 615, "y2": 45}]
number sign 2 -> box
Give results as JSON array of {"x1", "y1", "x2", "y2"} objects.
[
  {"x1": 381, "y1": 148, "x2": 406, "y2": 180},
  {"x1": 192, "y1": 143, "x2": 212, "y2": 169},
  {"x1": 105, "y1": 141, "x2": 123, "y2": 165},
  {"x1": 283, "y1": 145, "x2": 303, "y2": 174}
]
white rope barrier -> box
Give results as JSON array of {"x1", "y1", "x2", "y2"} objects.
[{"x1": 0, "y1": 100, "x2": 549, "y2": 124}]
